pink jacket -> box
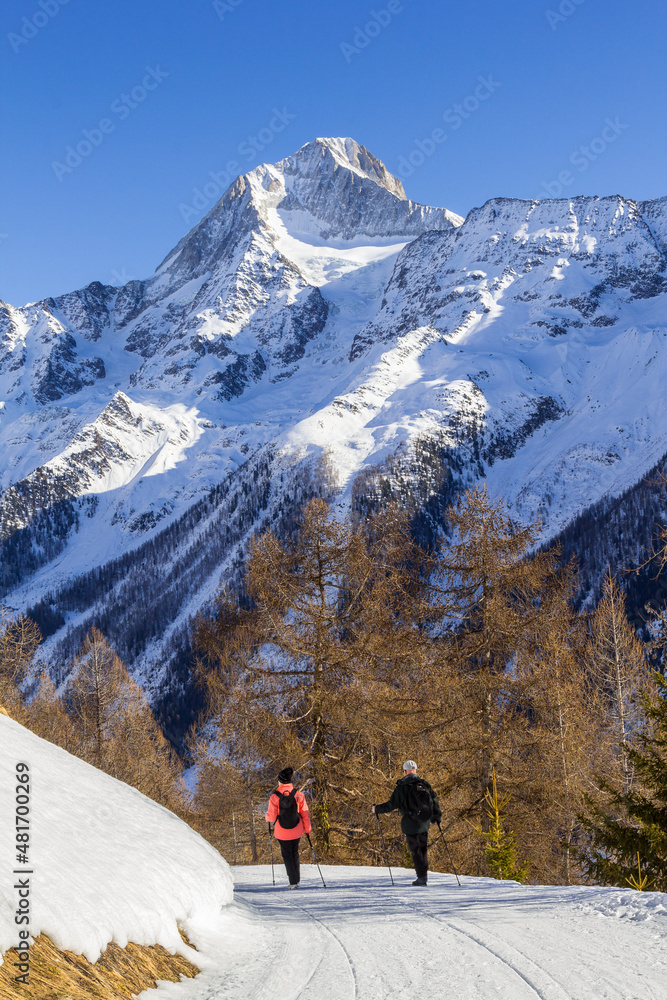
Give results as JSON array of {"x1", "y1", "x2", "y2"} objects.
[{"x1": 265, "y1": 783, "x2": 312, "y2": 840}]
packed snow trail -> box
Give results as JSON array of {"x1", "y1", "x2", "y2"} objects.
[
  {"x1": 149, "y1": 865, "x2": 667, "y2": 1000},
  {"x1": 6, "y1": 716, "x2": 664, "y2": 998}
]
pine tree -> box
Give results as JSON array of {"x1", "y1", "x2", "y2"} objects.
[
  {"x1": 477, "y1": 769, "x2": 529, "y2": 882},
  {"x1": 578, "y1": 671, "x2": 667, "y2": 891}
]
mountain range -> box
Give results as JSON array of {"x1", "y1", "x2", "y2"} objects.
[{"x1": 2, "y1": 137, "x2": 665, "y2": 733}]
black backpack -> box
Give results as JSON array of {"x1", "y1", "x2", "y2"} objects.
[
  {"x1": 404, "y1": 778, "x2": 434, "y2": 823},
  {"x1": 274, "y1": 788, "x2": 300, "y2": 829}
]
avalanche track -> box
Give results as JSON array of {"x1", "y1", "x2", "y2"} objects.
[{"x1": 154, "y1": 865, "x2": 667, "y2": 1000}]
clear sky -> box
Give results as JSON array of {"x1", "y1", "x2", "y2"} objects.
[{"x1": 1, "y1": 0, "x2": 665, "y2": 305}]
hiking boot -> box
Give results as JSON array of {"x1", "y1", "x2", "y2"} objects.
[{"x1": 412, "y1": 876, "x2": 428, "y2": 886}]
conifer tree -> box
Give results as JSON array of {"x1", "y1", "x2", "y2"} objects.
[
  {"x1": 189, "y1": 614, "x2": 292, "y2": 863},
  {"x1": 431, "y1": 486, "x2": 565, "y2": 836},
  {"x1": 0, "y1": 611, "x2": 41, "y2": 720},
  {"x1": 578, "y1": 671, "x2": 667, "y2": 891},
  {"x1": 66, "y1": 628, "x2": 185, "y2": 807},
  {"x1": 195, "y1": 499, "x2": 418, "y2": 857},
  {"x1": 520, "y1": 563, "x2": 607, "y2": 884},
  {"x1": 587, "y1": 571, "x2": 649, "y2": 791},
  {"x1": 477, "y1": 769, "x2": 529, "y2": 882},
  {"x1": 28, "y1": 671, "x2": 76, "y2": 752}
]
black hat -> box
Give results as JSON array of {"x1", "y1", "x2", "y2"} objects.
[{"x1": 278, "y1": 766, "x2": 294, "y2": 783}]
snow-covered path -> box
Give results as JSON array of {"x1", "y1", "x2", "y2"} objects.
[{"x1": 152, "y1": 865, "x2": 667, "y2": 1000}]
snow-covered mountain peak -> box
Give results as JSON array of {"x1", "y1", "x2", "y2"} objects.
[
  {"x1": 285, "y1": 137, "x2": 409, "y2": 200},
  {"x1": 259, "y1": 136, "x2": 462, "y2": 241},
  {"x1": 2, "y1": 136, "x2": 666, "y2": 710},
  {"x1": 160, "y1": 138, "x2": 462, "y2": 282}
]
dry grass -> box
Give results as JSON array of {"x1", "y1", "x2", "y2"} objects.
[{"x1": 0, "y1": 932, "x2": 199, "y2": 999}]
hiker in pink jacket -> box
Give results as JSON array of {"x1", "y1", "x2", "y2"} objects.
[{"x1": 265, "y1": 766, "x2": 312, "y2": 888}]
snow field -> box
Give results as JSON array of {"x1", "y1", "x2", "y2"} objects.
[
  {"x1": 0, "y1": 716, "x2": 233, "y2": 966},
  {"x1": 155, "y1": 864, "x2": 667, "y2": 1000}
]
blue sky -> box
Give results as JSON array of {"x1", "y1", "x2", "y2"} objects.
[{"x1": 1, "y1": 0, "x2": 665, "y2": 305}]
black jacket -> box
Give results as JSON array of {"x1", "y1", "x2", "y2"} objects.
[{"x1": 375, "y1": 774, "x2": 442, "y2": 835}]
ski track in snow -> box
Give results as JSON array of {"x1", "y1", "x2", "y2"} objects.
[{"x1": 148, "y1": 865, "x2": 667, "y2": 1000}]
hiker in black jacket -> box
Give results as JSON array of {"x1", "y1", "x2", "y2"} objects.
[{"x1": 372, "y1": 760, "x2": 442, "y2": 886}]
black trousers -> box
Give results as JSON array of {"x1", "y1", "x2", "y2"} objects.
[
  {"x1": 279, "y1": 838, "x2": 301, "y2": 884},
  {"x1": 406, "y1": 831, "x2": 429, "y2": 878}
]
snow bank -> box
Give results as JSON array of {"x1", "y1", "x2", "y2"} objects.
[
  {"x1": 0, "y1": 715, "x2": 232, "y2": 965},
  {"x1": 578, "y1": 887, "x2": 667, "y2": 923}
]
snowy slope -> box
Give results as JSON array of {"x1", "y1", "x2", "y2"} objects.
[
  {"x1": 343, "y1": 195, "x2": 667, "y2": 536},
  {"x1": 0, "y1": 715, "x2": 232, "y2": 965},
  {"x1": 151, "y1": 865, "x2": 667, "y2": 1000},
  {"x1": 0, "y1": 138, "x2": 665, "y2": 708}
]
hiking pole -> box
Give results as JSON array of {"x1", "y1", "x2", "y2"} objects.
[
  {"x1": 375, "y1": 813, "x2": 395, "y2": 885},
  {"x1": 267, "y1": 823, "x2": 275, "y2": 886},
  {"x1": 436, "y1": 821, "x2": 461, "y2": 887},
  {"x1": 306, "y1": 834, "x2": 327, "y2": 888}
]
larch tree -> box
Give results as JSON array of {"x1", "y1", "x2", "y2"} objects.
[
  {"x1": 521, "y1": 565, "x2": 605, "y2": 884},
  {"x1": 587, "y1": 570, "x2": 649, "y2": 792},
  {"x1": 0, "y1": 611, "x2": 42, "y2": 720},
  {"x1": 65, "y1": 628, "x2": 184, "y2": 807},
  {"x1": 192, "y1": 602, "x2": 293, "y2": 863},
  {"x1": 66, "y1": 628, "x2": 128, "y2": 769},
  {"x1": 435, "y1": 487, "x2": 564, "y2": 835},
  {"x1": 217, "y1": 498, "x2": 416, "y2": 855},
  {"x1": 27, "y1": 671, "x2": 76, "y2": 752}
]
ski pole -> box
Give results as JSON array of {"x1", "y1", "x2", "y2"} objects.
[
  {"x1": 436, "y1": 821, "x2": 461, "y2": 887},
  {"x1": 375, "y1": 812, "x2": 395, "y2": 885},
  {"x1": 306, "y1": 833, "x2": 327, "y2": 888},
  {"x1": 267, "y1": 823, "x2": 275, "y2": 886}
]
